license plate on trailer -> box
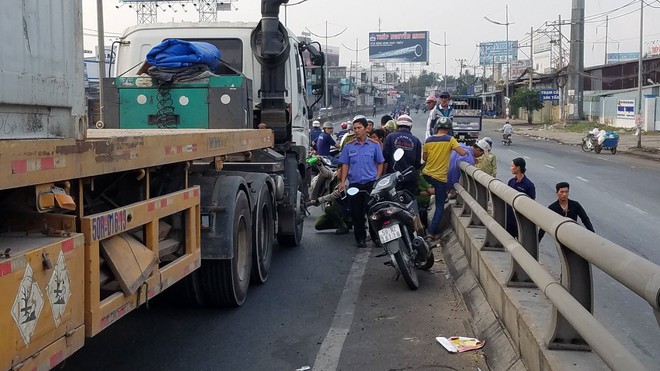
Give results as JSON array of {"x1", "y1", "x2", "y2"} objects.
[{"x1": 378, "y1": 224, "x2": 402, "y2": 243}]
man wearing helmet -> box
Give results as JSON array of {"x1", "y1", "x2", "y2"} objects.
[
  {"x1": 316, "y1": 122, "x2": 338, "y2": 156},
  {"x1": 423, "y1": 116, "x2": 468, "y2": 239},
  {"x1": 336, "y1": 122, "x2": 349, "y2": 142},
  {"x1": 310, "y1": 120, "x2": 322, "y2": 151},
  {"x1": 382, "y1": 114, "x2": 423, "y2": 196}
]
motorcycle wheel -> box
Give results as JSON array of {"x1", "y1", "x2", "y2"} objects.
[
  {"x1": 393, "y1": 239, "x2": 420, "y2": 290},
  {"x1": 418, "y1": 250, "x2": 435, "y2": 270},
  {"x1": 581, "y1": 141, "x2": 592, "y2": 152},
  {"x1": 594, "y1": 145, "x2": 602, "y2": 154}
]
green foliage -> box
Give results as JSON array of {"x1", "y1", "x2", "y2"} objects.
[{"x1": 510, "y1": 88, "x2": 544, "y2": 123}]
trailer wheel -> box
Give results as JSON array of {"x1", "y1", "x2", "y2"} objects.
[
  {"x1": 251, "y1": 185, "x2": 274, "y2": 284},
  {"x1": 277, "y1": 173, "x2": 304, "y2": 247},
  {"x1": 200, "y1": 190, "x2": 252, "y2": 306}
]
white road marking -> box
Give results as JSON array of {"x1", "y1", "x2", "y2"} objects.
[
  {"x1": 544, "y1": 164, "x2": 555, "y2": 169},
  {"x1": 507, "y1": 149, "x2": 520, "y2": 155},
  {"x1": 524, "y1": 156, "x2": 531, "y2": 160},
  {"x1": 625, "y1": 204, "x2": 648, "y2": 215},
  {"x1": 314, "y1": 250, "x2": 371, "y2": 371},
  {"x1": 576, "y1": 176, "x2": 590, "y2": 183}
]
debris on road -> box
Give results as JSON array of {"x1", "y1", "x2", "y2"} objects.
[{"x1": 436, "y1": 336, "x2": 485, "y2": 353}]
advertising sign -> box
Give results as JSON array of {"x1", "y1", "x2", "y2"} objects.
[
  {"x1": 510, "y1": 59, "x2": 531, "y2": 77},
  {"x1": 616, "y1": 99, "x2": 635, "y2": 118},
  {"x1": 539, "y1": 89, "x2": 559, "y2": 101},
  {"x1": 533, "y1": 35, "x2": 552, "y2": 54},
  {"x1": 369, "y1": 31, "x2": 429, "y2": 63},
  {"x1": 479, "y1": 41, "x2": 518, "y2": 65},
  {"x1": 607, "y1": 52, "x2": 639, "y2": 64},
  {"x1": 647, "y1": 40, "x2": 660, "y2": 57}
]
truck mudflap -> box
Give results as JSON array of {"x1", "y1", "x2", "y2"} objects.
[
  {"x1": 79, "y1": 187, "x2": 201, "y2": 337},
  {"x1": 0, "y1": 234, "x2": 85, "y2": 371}
]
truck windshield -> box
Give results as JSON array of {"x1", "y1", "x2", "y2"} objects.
[{"x1": 175, "y1": 38, "x2": 243, "y2": 75}]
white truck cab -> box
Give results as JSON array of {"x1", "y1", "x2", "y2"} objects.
[{"x1": 113, "y1": 21, "x2": 312, "y2": 149}]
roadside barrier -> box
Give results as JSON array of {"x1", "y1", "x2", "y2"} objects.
[{"x1": 454, "y1": 161, "x2": 660, "y2": 371}]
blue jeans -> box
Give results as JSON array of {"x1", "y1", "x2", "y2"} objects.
[{"x1": 424, "y1": 175, "x2": 447, "y2": 234}]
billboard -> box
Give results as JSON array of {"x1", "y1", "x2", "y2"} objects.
[
  {"x1": 479, "y1": 41, "x2": 518, "y2": 65},
  {"x1": 607, "y1": 52, "x2": 640, "y2": 65},
  {"x1": 540, "y1": 89, "x2": 559, "y2": 101},
  {"x1": 368, "y1": 31, "x2": 429, "y2": 63},
  {"x1": 647, "y1": 40, "x2": 660, "y2": 57},
  {"x1": 510, "y1": 59, "x2": 531, "y2": 78}
]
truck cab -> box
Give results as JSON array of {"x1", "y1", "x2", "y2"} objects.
[{"x1": 111, "y1": 21, "x2": 319, "y2": 149}]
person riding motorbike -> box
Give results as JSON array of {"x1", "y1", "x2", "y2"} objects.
[{"x1": 502, "y1": 121, "x2": 513, "y2": 144}]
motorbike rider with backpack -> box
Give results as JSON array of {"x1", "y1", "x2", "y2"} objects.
[{"x1": 382, "y1": 114, "x2": 423, "y2": 197}]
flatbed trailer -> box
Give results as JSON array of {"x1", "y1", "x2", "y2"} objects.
[{"x1": 0, "y1": 128, "x2": 273, "y2": 370}]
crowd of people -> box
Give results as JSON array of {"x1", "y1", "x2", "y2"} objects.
[{"x1": 306, "y1": 96, "x2": 595, "y2": 249}]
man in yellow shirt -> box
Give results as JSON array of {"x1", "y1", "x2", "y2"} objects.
[{"x1": 422, "y1": 117, "x2": 467, "y2": 238}]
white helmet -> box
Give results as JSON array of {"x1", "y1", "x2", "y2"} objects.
[
  {"x1": 396, "y1": 114, "x2": 413, "y2": 127},
  {"x1": 312, "y1": 120, "x2": 321, "y2": 128}
]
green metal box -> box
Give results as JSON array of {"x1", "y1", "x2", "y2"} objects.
[{"x1": 103, "y1": 75, "x2": 252, "y2": 130}]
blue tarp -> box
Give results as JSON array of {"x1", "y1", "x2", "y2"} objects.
[{"x1": 146, "y1": 39, "x2": 221, "y2": 70}]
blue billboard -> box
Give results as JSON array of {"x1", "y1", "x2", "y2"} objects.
[
  {"x1": 539, "y1": 89, "x2": 559, "y2": 101},
  {"x1": 606, "y1": 52, "x2": 640, "y2": 65},
  {"x1": 479, "y1": 41, "x2": 518, "y2": 65}
]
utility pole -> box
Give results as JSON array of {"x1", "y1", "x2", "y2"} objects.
[
  {"x1": 444, "y1": 32, "x2": 448, "y2": 91},
  {"x1": 505, "y1": 4, "x2": 510, "y2": 101},
  {"x1": 342, "y1": 39, "x2": 369, "y2": 105},
  {"x1": 637, "y1": 0, "x2": 644, "y2": 148},
  {"x1": 567, "y1": 0, "x2": 585, "y2": 122},
  {"x1": 604, "y1": 15, "x2": 609, "y2": 65},
  {"x1": 558, "y1": 14, "x2": 565, "y2": 122},
  {"x1": 529, "y1": 27, "x2": 534, "y2": 89},
  {"x1": 307, "y1": 23, "x2": 348, "y2": 108}
]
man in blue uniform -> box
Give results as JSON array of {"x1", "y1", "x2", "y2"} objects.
[
  {"x1": 382, "y1": 114, "x2": 422, "y2": 196},
  {"x1": 316, "y1": 122, "x2": 338, "y2": 156},
  {"x1": 339, "y1": 115, "x2": 385, "y2": 248},
  {"x1": 506, "y1": 157, "x2": 536, "y2": 238}
]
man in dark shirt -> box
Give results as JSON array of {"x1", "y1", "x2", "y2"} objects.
[
  {"x1": 506, "y1": 157, "x2": 536, "y2": 238},
  {"x1": 310, "y1": 120, "x2": 322, "y2": 150},
  {"x1": 538, "y1": 182, "x2": 594, "y2": 241},
  {"x1": 382, "y1": 114, "x2": 422, "y2": 196},
  {"x1": 316, "y1": 122, "x2": 338, "y2": 156}
]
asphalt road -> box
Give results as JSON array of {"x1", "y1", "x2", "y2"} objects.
[
  {"x1": 63, "y1": 110, "x2": 487, "y2": 371},
  {"x1": 62, "y1": 110, "x2": 658, "y2": 370}
]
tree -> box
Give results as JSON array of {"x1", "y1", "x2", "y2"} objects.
[{"x1": 510, "y1": 88, "x2": 544, "y2": 124}]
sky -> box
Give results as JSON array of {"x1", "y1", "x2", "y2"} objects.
[{"x1": 82, "y1": 0, "x2": 660, "y2": 76}]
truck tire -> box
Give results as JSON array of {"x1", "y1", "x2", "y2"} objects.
[
  {"x1": 277, "y1": 154, "x2": 305, "y2": 247},
  {"x1": 251, "y1": 185, "x2": 274, "y2": 284},
  {"x1": 200, "y1": 190, "x2": 252, "y2": 306}
]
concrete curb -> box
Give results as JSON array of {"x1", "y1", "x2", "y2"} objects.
[
  {"x1": 443, "y1": 231, "x2": 526, "y2": 371},
  {"x1": 517, "y1": 131, "x2": 660, "y2": 162},
  {"x1": 449, "y1": 206, "x2": 609, "y2": 371}
]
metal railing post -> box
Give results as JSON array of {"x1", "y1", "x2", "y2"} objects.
[{"x1": 506, "y1": 202, "x2": 537, "y2": 287}]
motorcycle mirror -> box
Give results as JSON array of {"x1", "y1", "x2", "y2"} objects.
[
  {"x1": 346, "y1": 187, "x2": 359, "y2": 196},
  {"x1": 393, "y1": 148, "x2": 404, "y2": 162}
]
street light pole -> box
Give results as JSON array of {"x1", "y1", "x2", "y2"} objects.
[
  {"x1": 637, "y1": 0, "x2": 644, "y2": 148},
  {"x1": 505, "y1": 4, "x2": 510, "y2": 100},
  {"x1": 444, "y1": 32, "x2": 448, "y2": 91}
]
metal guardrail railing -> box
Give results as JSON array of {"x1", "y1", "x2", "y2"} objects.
[{"x1": 455, "y1": 161, "x2": 660, "y2": 371}]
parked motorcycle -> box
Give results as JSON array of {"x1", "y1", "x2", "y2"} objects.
[
  {"x1": 307, "y1": 155, "x2": 338, "y2": 209},
  {"x1": 581, "y1": 133, "x2": 597, "y2": 152},
  {"x1": 348, "y1": 149, "x2": 433, "y2": 290}
]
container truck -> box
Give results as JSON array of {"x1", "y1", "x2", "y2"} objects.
[{"x1": 0, "y1": 0, "x2": 325, "y2": 369}]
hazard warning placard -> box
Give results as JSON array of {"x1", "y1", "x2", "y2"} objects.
[
  {"x1": 47, "y1": 251, "x2": 71, "y2": 327},
  {"x1": 11, "y1": 264, "x2": 44, "y2": 345}
]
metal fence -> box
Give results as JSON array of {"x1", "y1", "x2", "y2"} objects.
[{"x1": 454, "y1": 161, "x2": 660, "y2": 371}]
